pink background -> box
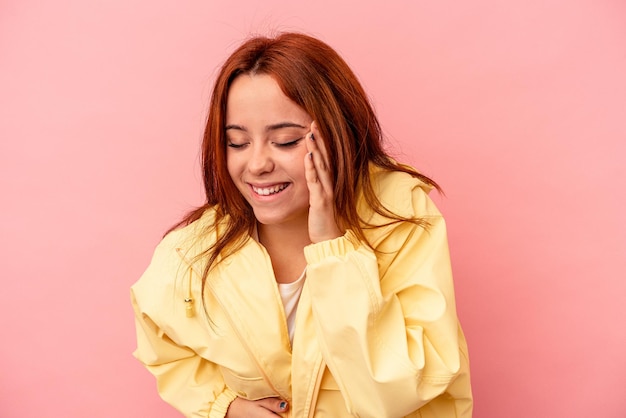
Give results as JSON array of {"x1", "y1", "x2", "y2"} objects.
[{"x1": 1, "y1": 0, "x2": 625, "y2": 417}]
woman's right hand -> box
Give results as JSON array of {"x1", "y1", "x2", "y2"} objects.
[{"x1": 225, "y1": 397, "x2": 289, "y2": 417}]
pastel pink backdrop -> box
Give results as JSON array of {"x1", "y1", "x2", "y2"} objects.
[{"x1": 1, "y1": 0, "x2": 624, "y2": 417}]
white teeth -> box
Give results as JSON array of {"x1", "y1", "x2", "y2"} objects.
[{"x1": 252, "y1": 184, "x2": 288, "y2": 196}]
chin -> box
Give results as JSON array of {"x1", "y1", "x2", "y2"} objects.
[
  {"x1": 252, "y1": 209, "x2": 308, "y2": 227},
  {"x1": 253, "y1": 214, "x2": 288, "y2": 226}
]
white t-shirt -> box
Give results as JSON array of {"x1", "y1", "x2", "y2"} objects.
[{"x1": 277, "y1": 269, "x2": 306, "y2": 345}]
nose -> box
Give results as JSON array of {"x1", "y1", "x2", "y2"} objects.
[{"x1": 247, "y1": 143, "x2": 274, "y2": 175}]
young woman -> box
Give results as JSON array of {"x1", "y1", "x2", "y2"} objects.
[{"x1": 131, "y1": 32, "x2": 472, "y2": 418}]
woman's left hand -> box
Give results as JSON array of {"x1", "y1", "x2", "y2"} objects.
[{"x1": 304, "y1": 122, "x2": 344, "y2": 243}]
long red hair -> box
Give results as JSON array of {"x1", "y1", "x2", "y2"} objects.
[{"x1": 172, "y1": 32, "x2": 439, "y2": 285}]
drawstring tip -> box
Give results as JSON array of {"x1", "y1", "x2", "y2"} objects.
[{"x1": 184, "y1": 298, "x2": 195, "y2": 318}]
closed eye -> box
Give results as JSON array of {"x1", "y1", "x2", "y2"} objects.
[
  {"x1": 275, "y1": 137, "x2": 304, "y2": 148},
  {"x1": 227, "y1": 142, "x2": 248, "y2": 149}
]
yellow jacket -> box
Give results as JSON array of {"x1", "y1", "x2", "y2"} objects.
[{"x1": 131, "y1": 167, "x2": 472, "y2": 417}]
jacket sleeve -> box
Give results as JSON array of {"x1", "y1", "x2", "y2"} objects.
[
  {"x1": 131, "y1": 233, "x2": 237, "y2": 418},
  {"x1": 303, "y1": 185, "x2": 465, "y2": 417}
]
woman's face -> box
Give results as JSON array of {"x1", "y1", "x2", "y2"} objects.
[{"x1": 225, "y1": 74, "x2": 313, "y2": 228}]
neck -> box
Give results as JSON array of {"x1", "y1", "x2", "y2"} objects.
[
  {"x1": 257, "y1": 220, "x2": 310, "y2": 284},
  {"x1": 257, "y1": 220, "x2": 311, "y2": 251}
]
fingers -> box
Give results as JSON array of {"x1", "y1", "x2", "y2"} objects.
[
  {"x1": 305, "y1": 121, "x2": 330, "y2": 171},
  {"x1": 226, "y1": 397, "x2": 288, "y2": 417},
  {"x1": 304, "y1": 122, "x2": 334, "y2": 201},
  {"x1": 258, "y1": 398, "x2": 289, "y2": 414}
]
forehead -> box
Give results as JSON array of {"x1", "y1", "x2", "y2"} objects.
[{"x1": 225, "y1": 74, "x2": 310, "y2": 126}]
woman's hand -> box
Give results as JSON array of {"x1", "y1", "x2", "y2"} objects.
[
  {"x1": 304, "y1": 122, "x2": 344, "y2": 243},
  {"x1": 226, "y1": 397, "x2": 288, "y2": 417}
]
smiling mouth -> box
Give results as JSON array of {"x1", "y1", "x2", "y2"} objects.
[{"x1": 251, "y1": 183, "x2": 289, "y2": 196}]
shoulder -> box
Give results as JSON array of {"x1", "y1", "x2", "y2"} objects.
[
  {"x1": 131, "y1": 208, "x2": 218, "y2": 298},
  {"x1": 358, "y1": 166, "x2": 450, "y2": 260},
  {"x1": 362, "y1": 164, "x2": 442, "y2": 222},
  {"x1": 156, "y1": 207, "x2": 219, "y2": 258}
]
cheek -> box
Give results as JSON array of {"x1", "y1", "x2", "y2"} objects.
[
  {"x1": 226, "y1": 156, "x2": 250, "y2": 196},
  {"x1": 291, "y1": 156, "x2": 309, "y2": 199},
  {"x1": 289, "y1": 149, "x2": 308, "y2": 179},
  {"x1": 226, "y1": 153, "x2": 240, "y2": 180}
]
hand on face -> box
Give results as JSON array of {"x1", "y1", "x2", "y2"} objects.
[{"x1": 304, "y1": 122, "x2": 344, "y2": 243}]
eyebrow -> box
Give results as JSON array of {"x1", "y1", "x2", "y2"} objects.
[{"x1": 224, "y1": 122, "x2": 307, "y2": 132}]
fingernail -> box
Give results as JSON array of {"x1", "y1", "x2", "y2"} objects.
[
  {"x1": 310, "y1": 132, "x2": 315, "y2": 141},
  {"x1": 279, "y1": 401, "x2": 287, "y2": 410}
]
